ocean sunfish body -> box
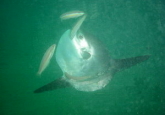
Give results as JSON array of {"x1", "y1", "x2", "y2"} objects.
[{"x1": 34, "y1": 29, "x2": 150, "y2": 93}]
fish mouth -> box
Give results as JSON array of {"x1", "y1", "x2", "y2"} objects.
[{"x1": 64, "y1": 72, "x2": 91, "y2": 81}]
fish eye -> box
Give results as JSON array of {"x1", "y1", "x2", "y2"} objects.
[
  {"x1": 78, "y1": 34, "x2": 83, "y2": 39},
  {"x1": 76, "y1": 32, "x2": 84, "y2": 39}
]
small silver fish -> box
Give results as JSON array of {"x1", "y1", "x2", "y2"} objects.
[
  {"x1": 60, "y1": 11, "x2": 84, "y2": 20},
  {"x1": 70, "y1": 14, "x2": 87, "y2": 39},
  {"x1": 37, "y1": 44, "x2": 56, "y2": 76}
]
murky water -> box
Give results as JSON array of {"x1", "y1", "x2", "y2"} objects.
[{"x1": 0, "y1": 0, "x2": 165, "y2": 114}]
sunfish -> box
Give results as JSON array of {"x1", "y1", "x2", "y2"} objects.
[{"x1": 34, "y1": 29, "x2": 150, "y2": 93}]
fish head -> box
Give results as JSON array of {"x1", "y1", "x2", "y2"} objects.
[{"x1": 55, "y1": 29, "x2": 111, "y2": 81}]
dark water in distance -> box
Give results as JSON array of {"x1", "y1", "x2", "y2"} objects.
[{"x1": 1, "y1": 0, "x2": 165, "y2": 115}]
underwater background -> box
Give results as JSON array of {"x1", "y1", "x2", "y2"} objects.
[{"x1": 1, "y1": 0, "x2": 165, "y2": 115}]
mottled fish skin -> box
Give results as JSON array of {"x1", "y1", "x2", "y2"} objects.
[
  {"x1": 37, "y1": 44, "x2": 56, "y2": 76},
  {"x1": 70, "y1": 15, "x2": 87, "y2": 39},
  {"x1": 60, "y1": 11, "x2": 84, "y2": 20}
]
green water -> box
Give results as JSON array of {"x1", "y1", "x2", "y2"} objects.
[{"x1": 1, "y1": 0, "x2": 165, "y2": 115}]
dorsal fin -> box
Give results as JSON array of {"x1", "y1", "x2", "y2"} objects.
[{"x1": 112, "y1": 55, "x2": 150, "y2": 74}]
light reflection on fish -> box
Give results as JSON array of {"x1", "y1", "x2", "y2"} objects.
[
  {"x1": 60, "y1": 10, "x2": 84, "y2": 20},
  {"x1": 36, "y1": 44, "x2": 56, "y2": 76}
]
